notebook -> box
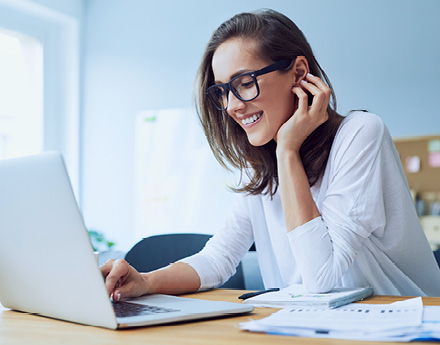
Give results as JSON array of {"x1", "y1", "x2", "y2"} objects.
[
  {"x1": 0, "y1": 152, "x2": 253, "y2": 329},
  {"x1": 243, "y1": 284, "x2": 374, "y2": 309}
]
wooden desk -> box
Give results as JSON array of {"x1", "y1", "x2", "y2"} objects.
[{"x1": 1, "y1": 289, "x2": 439, "y2": 345}]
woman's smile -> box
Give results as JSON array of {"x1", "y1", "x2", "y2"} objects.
[{"x1": 240, "y1": 111, "x2": 263, "y2": 127}]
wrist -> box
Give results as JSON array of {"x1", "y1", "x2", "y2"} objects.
[
  {"x1": 141, "y1": 273, "x2": 154, "y2": 295},
  {"x1": 276, "y1": 134, "x2": 307, "y2": 156},
  {"x1": 276, "y1": 145, "x2": 301, "y2": 162}
]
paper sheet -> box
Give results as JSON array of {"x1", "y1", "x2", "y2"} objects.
[
  {"x1": 243, "y1": 283, "x2": 373, "y2": 308},
  {"x1": 240, "y1": 297, "x2": 437, "y2": 342}
]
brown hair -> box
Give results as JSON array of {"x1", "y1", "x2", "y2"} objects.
[{"x1": 196, "y1": 9, "x2": 344, "y2": 196}]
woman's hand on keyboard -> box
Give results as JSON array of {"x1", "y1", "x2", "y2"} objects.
[
  {"x1": 100, "y1": 259, "x2": 201, "y2": 298},
  {"x1": 100, "y1": 259, "x2": 148, "y2": 301}
]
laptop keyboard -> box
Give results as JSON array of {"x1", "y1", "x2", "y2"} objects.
[{"x1": 112, "y1": 301, "x2": 180, "y2": 318}]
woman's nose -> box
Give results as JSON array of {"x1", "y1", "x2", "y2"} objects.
[{"x1": 227, "y1": 90, "x2": 246, "y2": 113}]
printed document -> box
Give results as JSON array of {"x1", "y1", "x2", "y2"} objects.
[{"x1": 241, "y1": 297, "x2": 440, "y2": 341}]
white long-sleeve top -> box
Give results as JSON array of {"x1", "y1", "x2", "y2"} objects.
[{"x1": 181, "y1": 111, "x2": 440, "y2": 296}]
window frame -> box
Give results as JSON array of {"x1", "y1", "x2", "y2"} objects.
[{"x1": 0, "y1": 1, "x2": 81, "y2": 197}]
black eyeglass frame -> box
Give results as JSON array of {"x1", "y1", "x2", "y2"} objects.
[{"x1": 207, "y1": 59, "x2": 293, "y2": 111}]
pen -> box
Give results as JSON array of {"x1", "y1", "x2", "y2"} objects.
[{"x1": 238, "y1": 288, "x2": 280, "y2": 300}]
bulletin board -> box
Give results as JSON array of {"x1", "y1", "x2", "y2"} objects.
[{"x1": 394, "y1": 136, "x2": 440, "y2": 193}]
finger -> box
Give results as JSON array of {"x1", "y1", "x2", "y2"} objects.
[
  {"x1": 300, "y1": 84, "x2": 330, "y2": 120},
  {"x1": 305, "y1": 73, "x2": 328, "y2": 88},
  {"x1": 298, "y1": 80, "x2": 329, "y2": 128},
  {"x1": 113, "y1": 280, "x2": 137, "y2": 301},
  {"x1": 300, "y1": 79, "x2": 327, "y2": 110},
  {"x1": 292, "y1": 85, "x2": 309, "y2": 111},
  {"x1": 103, "y1": 259, "x2": 130, "y2": 297},
  {"x1": 99, "y1": 259, "x2": 115, "y2": 277},
  {"x1": 304, "y1": 74, "x2": 332, "y2": 110}
]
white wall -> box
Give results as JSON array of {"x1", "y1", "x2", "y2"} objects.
[
  {"x1": 81, "y1": 0, "x2": 440, "y2": 250},
  {"x1": 23, "y1": 0, "x2": 82, "y2": 17},
  {"x1": 6, "y1": 0, "x2": 438, "y2": 251}
]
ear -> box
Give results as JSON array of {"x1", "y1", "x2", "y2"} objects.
[{"x1": 291, "y1": 56, "x2": 309, "y2": 83}]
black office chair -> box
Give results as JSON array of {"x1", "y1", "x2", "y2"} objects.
[
  {"x1": 434, "y1": 249, "x2": 440, "y2": 268},
  {"x1": 124, "y1": 233, "x2": 245, "y2": 289}
]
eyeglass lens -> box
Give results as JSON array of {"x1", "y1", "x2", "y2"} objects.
[{"x1": 209, "y1": 74, "x2": 258, "y2": 110}]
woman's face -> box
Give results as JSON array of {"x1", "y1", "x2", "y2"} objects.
[{"x1": 211, "y1": 38, "x2": 297, "y2": 146}]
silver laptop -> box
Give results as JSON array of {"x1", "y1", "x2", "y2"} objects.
[{"x1": 0, "y1": 152, "x2": 253, "y2": 329}]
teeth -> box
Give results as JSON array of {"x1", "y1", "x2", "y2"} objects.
[{"x1": 241, "y1": 113, "x2": 262, "y2": 125}]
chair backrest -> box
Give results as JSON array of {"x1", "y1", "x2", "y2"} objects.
[
  {"x1": 434, "y1": 249, "x2": 440, "y2": 268},
  {"x1": 124, "y1": 233, "x2": 245, "y2": 289}
]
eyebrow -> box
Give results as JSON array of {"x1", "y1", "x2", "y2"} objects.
[{"x1": 214, "y1": 68, "x2": 253, "y2": 84}]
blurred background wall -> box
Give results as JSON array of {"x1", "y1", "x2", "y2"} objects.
[{"x1": 1, "y1": 0, "x2": 439, "y2": 250}]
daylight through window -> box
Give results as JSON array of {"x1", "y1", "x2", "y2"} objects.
[{"x1": 0, "y1": 28, "x2": 43, "y2": 159}]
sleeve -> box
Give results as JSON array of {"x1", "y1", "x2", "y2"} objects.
[
  {"x1": 288, "y1": 113, "x2": 388, "y2": 293},
  {"x1": 179, "y1": 193, "x2": 255, "y2": 290}
]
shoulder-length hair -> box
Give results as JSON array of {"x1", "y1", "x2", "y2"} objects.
[{"x1": 196, "y1": 9, "x2": 344, "y2": 196}]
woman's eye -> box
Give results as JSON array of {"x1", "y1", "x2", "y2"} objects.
[{"x1": 241, "y1": 80, "x2": 254, "y2": 88}]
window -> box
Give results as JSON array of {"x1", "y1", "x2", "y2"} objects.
[
  {"x1": 0, "y1": 28, "x2": 43, "y2": 159},
  {"x1": 0, "y1": 1, "x2": 80, "y2": 198}
]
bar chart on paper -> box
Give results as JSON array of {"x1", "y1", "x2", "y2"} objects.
[{"x1": 240, "y1": 297, "x2": 440, "y2": 341}]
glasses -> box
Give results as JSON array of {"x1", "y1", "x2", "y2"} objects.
[{"x1": 206, "y1": 59, "x2": 292, "y2": 111}]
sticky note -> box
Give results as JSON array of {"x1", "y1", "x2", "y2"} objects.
[
  {"x1": 428, "y1": 152, "x2": 440, "y2": 168},
  {"x1": 405, "y1": 156, "x2": 421, "y2": 173},
  {"x1": 428, "y1": 139, "x2": 440, "y2": 153}
]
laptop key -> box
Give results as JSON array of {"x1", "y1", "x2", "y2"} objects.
[{"x1": 112, "y1": 301, "x2": 180, "y2": 318}]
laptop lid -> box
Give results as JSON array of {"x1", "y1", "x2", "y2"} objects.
[
  {"x1": 0, "y1": 152, "x2": 252, "y2": 329},
  {"x1": 0, "y1": 152, "x2": 118, "y2": 328}
]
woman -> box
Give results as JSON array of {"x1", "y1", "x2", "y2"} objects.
[{"x1": 101, "y1": 9, "x2": 440, "y2": 299}]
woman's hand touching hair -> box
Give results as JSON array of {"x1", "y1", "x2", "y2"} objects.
[
  {"x1": 276, "y1": 73, "x2": 330, "y2": 231},
  {"x1": 276, "y1": 73, "x2": 331, "y2": 153}
]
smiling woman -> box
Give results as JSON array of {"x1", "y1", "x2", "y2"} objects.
[
  {"x1": 100, "y1": 9, "x2": 440, "y2": 300},
  {"x1": 198, "y1": 12, "x2": 342, "y2": 195}
]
